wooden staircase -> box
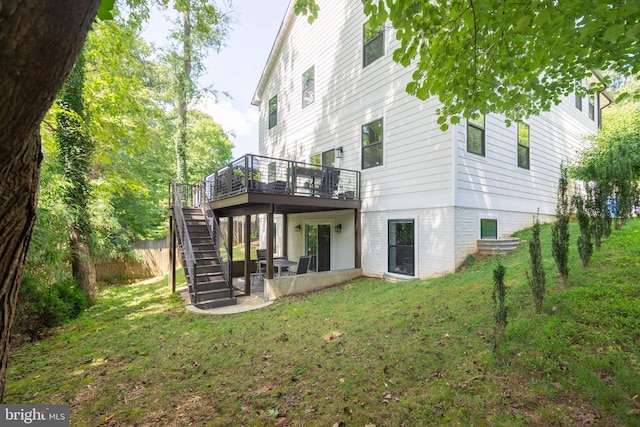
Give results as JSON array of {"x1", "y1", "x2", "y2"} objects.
[{"x1": 180, "y1": 208, "x2": 236, "y2": 309}]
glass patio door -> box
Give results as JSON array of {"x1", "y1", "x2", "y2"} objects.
[{"x1": 305, "y1": 224, "x2": 331, "y2": 272}]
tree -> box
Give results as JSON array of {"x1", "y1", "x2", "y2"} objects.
[
  {"x1": 55, "y1": 50, "x2": 97, "y2": 304},
  {"x1": 163, "y1": 0, "x2": 231, "y2": 183},
  {"x1": 296, "y1": 0, "x2": 639, "y2": 127},
  {"x1": 573, "y1": 194, "x2": 593, "y2": 268},
  {"x1": 0, "y1": 0, "x2": 101, "y2": 402},
  {"x1": 551, "y1": 166, "x2": 571, "y2": 286}
]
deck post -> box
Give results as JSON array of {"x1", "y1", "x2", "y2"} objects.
[
  {"x1": 244, "y1": 214, "x2": 251, "y2": 295},
  {"x1": 266, "y1": 209, "x2": 274, "y2": 280},
  {"x1": 169, "y1": 213, "x2": 176, "y2": 293},
  {"x1": 354, "y1": 208, "x2": 361, "y2": 269}
]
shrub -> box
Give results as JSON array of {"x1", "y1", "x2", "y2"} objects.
[
  {"x1": 573, "y1": 194, "x2": 593, "y2": 267},
  {"x1": 527, "y1": 213, "x2": 546, "y2": 313},
  {"x1": 552, "y1": 166, "x2": 570, "y2": 286},
  {"x1": 13, "y1": 275, "x2": 88, "y2": 340},
  {"x1": 492, "y1": 260, "x2": 507, "y2": 354}
]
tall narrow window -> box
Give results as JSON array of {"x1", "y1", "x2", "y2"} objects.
[
  {"x1": 363, "y1": 21, "x2": 384, "y2": 67},
  {"x1": 467, "y1": 114, "x2": 485, "y2": 156},
  {"x1": 517, "y1": 122, "x2": 530, "y2": 170},
  {"x1": 588, "y1": 95, "x2": 595, "y2": 120},
  {"x1": 480, "y1": 219, "x2": 498, "y2": 239},
  {"x1": 388, "y1": 219, "x2": 414, "y2": 276},
  {"x1": 268, "y1": 95, "x2": 278, "y2": 129},
  {"x1": 575, "y1": 93, "x2": 583, "y2": 111},
  {"x1": 362, "y1": 118, "x2": 383, "y2": 169},
  {"x1": 302, "y1": 66, "x2": 315, "y2": 108}
]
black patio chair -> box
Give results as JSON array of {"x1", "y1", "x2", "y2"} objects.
[{"x1": 288, "y1": 255, "x2": 311, "y2": 275}]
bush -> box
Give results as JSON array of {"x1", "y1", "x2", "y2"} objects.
[
  {"x1": 14, "y1": 275, "x2": 88, "y2": 340},
  {"x1": 492, "y1": 260, "x2": 507, "y2": 354},
  {"x1": 527, "y1": 213, "x2": 546, "y2": 314}
]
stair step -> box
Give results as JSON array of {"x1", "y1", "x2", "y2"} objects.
[
  {"x1": 193, "y1": 288, "x2": 234, "y2": 303},
  {"x1": 194, "y1": 297, "x2": 237, "y2": 310},
  {"x1": 194, "y1": 280, "x2": 228, "y2": 292}
]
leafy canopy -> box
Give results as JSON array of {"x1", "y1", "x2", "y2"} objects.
[{"x1": 296, "y1": 0, "x2": 639, "y2": 128}]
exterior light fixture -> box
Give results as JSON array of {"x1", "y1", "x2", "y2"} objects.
[{"x1": 335, "y1": 224, "x2": 342, "y2": 233}]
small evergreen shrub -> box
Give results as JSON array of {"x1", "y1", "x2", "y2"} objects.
[
  {"x1": 552, "y1": 166, "x2": 570, "y2": 286},
  {"x1": 492, "y1": 260, "x2": 507, "y2": 354},
  {"x1": 573, "y1": 194, "x2": 593, "y2": 267},
  {"x1": 527, "y1": 214, "x2": 546, "y2": 314},
  {"x1": 14, "y1": 275, "x2": 88, "y2": 340}
]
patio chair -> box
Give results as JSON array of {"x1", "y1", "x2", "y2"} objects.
[
  {"x1": 288, "y1": 255, "x2": 311, "y2": 275},
  {"x1": 251, "y1": 249, "x2": 268, "y2": 283}
]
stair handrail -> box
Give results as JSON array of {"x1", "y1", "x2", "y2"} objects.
[
  {"x1": 196, "y1": 180, "x2": 232, "y2": 295},
  {"x1": 170, "y1": 180, "x2": 198, "y2": 301}
]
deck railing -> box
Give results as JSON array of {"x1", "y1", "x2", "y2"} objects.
[
  {"x1": 205, "y1": 154, "x2": 360, "y2": 201},
  {"x1": 196, "y1": 181, "x2": 232, "y2": 291},
  {"x1": 170, "y1": 181, "x2": 198, "y2": 301}
]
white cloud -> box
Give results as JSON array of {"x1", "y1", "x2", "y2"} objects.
[{"x1": 196, "y1": 95, "x2": 258, "y2": 137}]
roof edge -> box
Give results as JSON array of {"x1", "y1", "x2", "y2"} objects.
[{"x1": 251, "y1": 0, "x2": 297, "y2": 106}]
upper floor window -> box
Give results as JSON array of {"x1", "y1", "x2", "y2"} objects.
[
  {"x1": 517, "y1": 122, "x2": 530, "y2": 170},
  {"x1": 311, "y1": 149, "x2": 336, "y2": 168},
  {"x1": 302, "y1": 66, "x2": 315, "y2": 108},
  {"x1": 268, "y1": 95, "x2": 278, "y2": 129},
  {"x1": 363, "y1": 21, "x2": 384, "y2": 67},
  {"x1": 588, "y1": 95, "x2": 595, "y2": 121},
  {"x1": 362, "y1": 118, "x2": 383, "y2": 169},
  {"x1": 575, "y1": 93, "x2": 583, "y2": 111},
  {"x1": 467, "y1": 114, "x2": 485, "y2": 156}
]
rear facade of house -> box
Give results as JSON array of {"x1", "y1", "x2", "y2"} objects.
[{"x1": 252, "y1": 0, "x2": 604, "y2": 279}]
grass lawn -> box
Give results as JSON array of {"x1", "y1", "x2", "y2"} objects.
[{"x1": 6, "y1": 220, "x2": 640, "y2": 426}]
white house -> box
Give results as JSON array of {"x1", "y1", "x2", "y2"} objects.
[{"x1": 244, "y1": 0, "x2": 610, "y2": 281}]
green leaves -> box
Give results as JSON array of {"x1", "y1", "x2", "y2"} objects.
[
  {"x1": 360, "y1": 0, "x2": 639, "y2": 126},
  {"x1": 97, "y1": 0, "x2": 115, "y2": 21}
]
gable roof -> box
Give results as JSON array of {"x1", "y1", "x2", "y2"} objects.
[{"x1": 251, "y1": 0, "x2": 297, "y2": 106}]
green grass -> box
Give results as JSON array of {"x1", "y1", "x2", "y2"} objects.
[{"x1": 6, "y1": 220, "x2": 640, "y2": 426}]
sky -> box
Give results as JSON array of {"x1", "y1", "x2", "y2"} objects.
[{"x1": 142, "y1": 0, "x2": 291, "y2": 158}]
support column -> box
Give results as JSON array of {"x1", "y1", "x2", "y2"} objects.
[
  {"x1": 244, "y1": 214, "x2": 251, "y2": 295},
  {"x1": 227, "y1": 216, "x2": 234, "y2": 286},
  {"x1": 169, "y1": 213, "x2": 177, "y2": 292},
  {"x1": 283, "y1": 214, "x2": 288, "y2": 258},
  {"x1": 354, "y1": 208, "x2": 361, "y2": 269},
  {"x1": 266, "y1": 209, "x2": 274, "y2": 280}
]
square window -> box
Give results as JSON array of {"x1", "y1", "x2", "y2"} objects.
[
  {"x1": 362, "y1": 118, "x2": 383, "y2": 169},
  {"x1": 363, "y1": 21, "x2": 384, "y2": 67},
  {"x1": 302, "y1": 66, "x2": 315, "y2": 108},
  {"x1": 268, "y1": 95, "x2": 277, "y2": 129},
  {"x1": 481, "y1": 219, "x2": 498, "y2": 239},
  {"x1": 517, "y1": 122, "x2": 530, "y2": 170},
  {"x1": 467, "y1": 114, "x2": 485, "y2": 156},
  {"x1": 388, "y1": 219, "x2": 414, "y2": 276}
]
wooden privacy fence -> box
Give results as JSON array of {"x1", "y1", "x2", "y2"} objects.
[{"x1": 95, "y1": 237, "x2": 181, "y2": 282}]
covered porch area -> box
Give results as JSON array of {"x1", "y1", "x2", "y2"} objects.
[{"x1": 206, "y1": 154, "x2": 362, "y2": 299}]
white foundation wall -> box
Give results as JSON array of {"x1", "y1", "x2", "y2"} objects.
[
  {"x1": 453, "y1": 207, "x2": 555, "y2": 267},
  {"x1": 361, "y1": 207, "x2": 457, "y2": 279}
]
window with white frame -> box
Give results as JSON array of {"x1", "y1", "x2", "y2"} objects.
[
  {"x1": 388, "y1": 219, "x2": 414, "y2": 276},
  {"x1": 363, "y1": 21, "x2": 384, "y2": 67},
  {"x1": 362, "y1": 118, "x2": 383, "y2": 169},
  {"x1": 302, "y1": 66, "x2": 315, "y2": 108},
  {"x1": 467, "y1": 114, "x2": 485, "y2": 156},
  {"x1": 268, "y1": 95, "x2": 277, "y2": 129},
  {"x1": 517, "y1": 122, "x2": 530, "y2": 170}
]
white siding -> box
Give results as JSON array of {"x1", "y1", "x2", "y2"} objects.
[{"x1": 254, "y1": 0, "x2": 601, "y2": 279}]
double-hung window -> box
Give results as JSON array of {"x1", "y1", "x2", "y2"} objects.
[
  {"x1": 363, "y1": 21, "x2": 384, "y2": 67},
  {"x1": 517, "y1": 122, "x2": 530, "y2": 170},
  {"x1": 268, "y1": 95, "x2": 278, "y2": 129},
  {"x1": 588, "y1": 95, "x2": 595, "y2": 121},
  {"x1": 302, "y1": 66, "x2": 315, "y2": 108},
  {"x1": 388, "y1": 219, "x2": 414, "y2": 276},
  {"x1": 467, "y1": 114, "x2": 485, "y2": 156},
  {"x1": 362, "y1": 118, "x2": 383, "y2": 169}
]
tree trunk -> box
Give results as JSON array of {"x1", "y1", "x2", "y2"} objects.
[
  {"x1": 176, "y1": 6, "x2": 192, "y2": 184},
  {"x1": 0, "y1": 0, "x2": 101, "y2": 402}
]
